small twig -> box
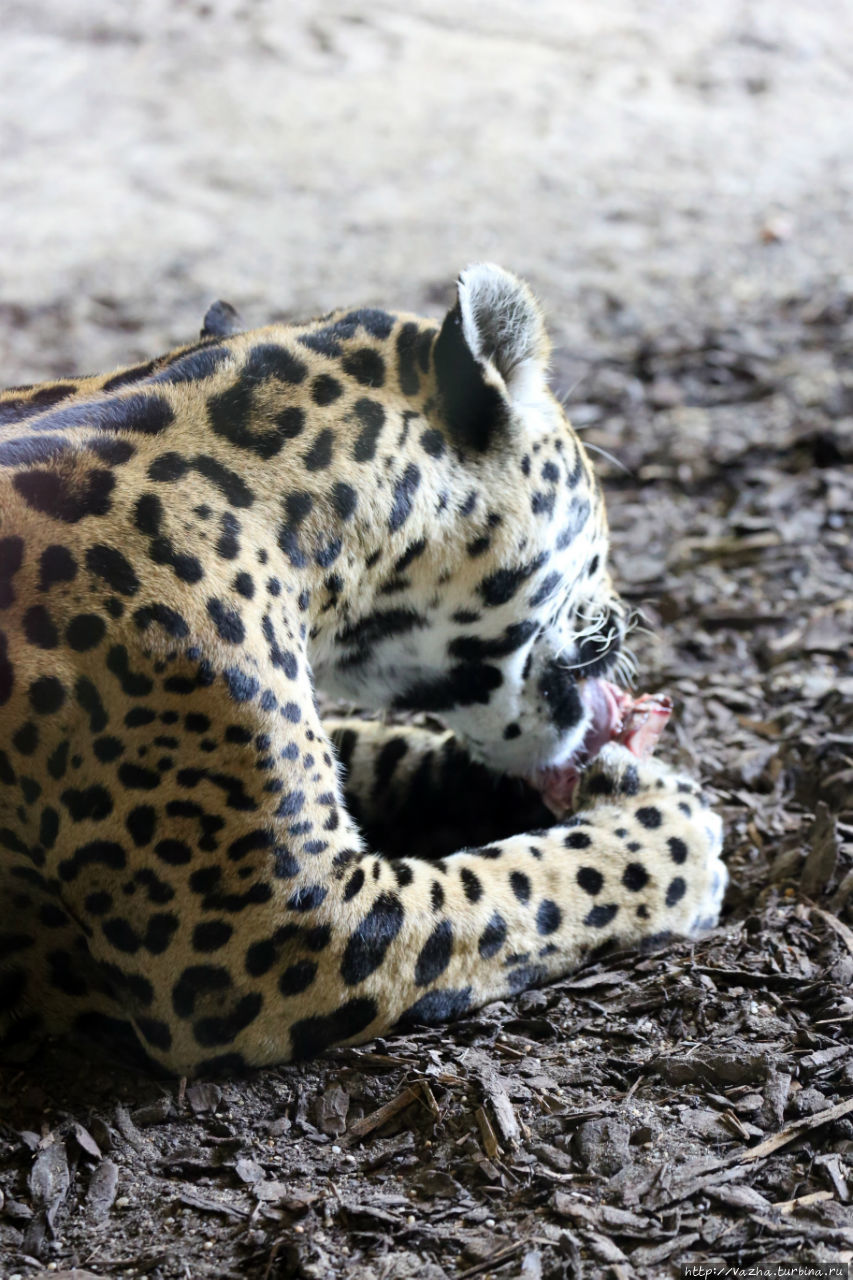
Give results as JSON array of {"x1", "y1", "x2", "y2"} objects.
[
  {"x1": 457, "y1": 1240, "x2": 526, "y2": 1279},
  {"x1": 621, "y1": 1074, "x2": 645, "y2": 1105},
  {"x1": 728, "y1": 1095, "x2": 853, "y2": 1167},
  {"x1": 475, "y1": 1107, "x2": 500, "y2": 1160},
  {"x1": 261, "y1": 1237, "x2": 286, "y2": 1280},
  {"x1": 344, "y1": 1086, "x2": 418, "y2": 1144},
  {"x1": 648, "y1": 1096, "x2": 853, "y2": 1211},
  {"x1": 418, "y1": 1079, "x2": 441, "y2": 1122},
  {"x1": 721, "y1": 1109, "x2": 752, "y2": 1142},
  {"x1": 772, "y1": 1189, "x2": 835, "y2": 1214}
]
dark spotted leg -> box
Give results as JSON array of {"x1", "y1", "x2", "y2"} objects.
[
  {"x1": 323, "y1": 715, "x2": 551, "y2": 858},
  {"x1": 267, "y1": 734, "x2": 727, "y2": 1059},
  {"x1": 10, "y1": 644, "x2": 724, "y2": 1074},
  {"x1": 0, "y1": 860, "x2": 133, "y2": 1054}
]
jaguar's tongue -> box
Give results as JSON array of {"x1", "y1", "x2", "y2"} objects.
[
  {"x1": 579, "y1": 678, "x2": 629, "y2": 759},
  {"x1": 530, "y1": 679, "x2": 673, "y2": 816}
]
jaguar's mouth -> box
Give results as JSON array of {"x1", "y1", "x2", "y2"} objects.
[{"x1": 528, "y1": 679, "x2": 673, "y2": 816}]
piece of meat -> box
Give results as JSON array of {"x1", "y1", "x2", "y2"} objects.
[
  {"x1": 530, "y1": 680, "x2": 673, "y2": 816},
  {"x1": 617, "y1": 690, "x2": 673, "y2": 757}
]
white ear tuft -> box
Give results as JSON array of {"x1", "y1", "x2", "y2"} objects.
[{"x1": 456, "y1": 264, "x2": 551, "y2": 404}]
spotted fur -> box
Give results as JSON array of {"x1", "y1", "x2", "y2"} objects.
[{"x1": 0, "y1": 265, "x2": 726, "y2": 1074}]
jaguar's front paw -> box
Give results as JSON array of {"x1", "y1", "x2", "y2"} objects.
[
  {"x1": 572, "y1": 744, "x2": 727, "y2": 937},
  {"x1": 572, "y1": 742, "x2": 694, "y2": 809}
]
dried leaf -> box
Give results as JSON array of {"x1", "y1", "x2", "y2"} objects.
[
  {"x1": 72, "y1": 1123, "x2": 101, "y2": 1161},
  {"x1": 234, "y1": 1157, "x2": 265, "y2": 1185},
  {"x1": 86, "y1": 1158, "x2": 118, "y2": 1221},
  {"x1": 315, "y1": 1083, "x2": 350, "y2": 1136},
  {"x1": 254, "y1": 1183, "x2": 321, "y2": 1213},
  {"x1": 185, "y1": 1082, "x2": 222, "y2": 1114},
  {"x1": 28, "y1": 1139, "x2": 70, "y2": 1231},
  {"x1": 801, "y1": 802, "x2": 840, "y2": 897},
  {"x1": 131, "y1": 1097, "x2": 173, "y2": 1127}
]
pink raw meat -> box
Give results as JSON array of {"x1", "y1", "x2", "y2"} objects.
[
  {"x1": 532, "y1": 680, "x2": 673, "y2": 816},
  {"x1": 618, "y1": 689, "x2": 673, "y2": 756}
]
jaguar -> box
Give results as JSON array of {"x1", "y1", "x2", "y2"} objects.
[{"x1": 0, "y1": 264, "x2": 726, "y2": 1074}]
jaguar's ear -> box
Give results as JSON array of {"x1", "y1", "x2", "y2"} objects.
[
  {"x1": 433, "y1": 264, "x2": 551, "y2": 452},
  {"x1": 201, "y1": 299, "x2": 243, "y2": 338}
]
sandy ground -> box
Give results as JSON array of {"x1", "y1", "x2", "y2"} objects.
[
  {"x1": 1, "y1": 3, "x2": 853, "y2": 1279},
  {"x1": 1, "y1": 0, "x2": 852, "y2": 379}
]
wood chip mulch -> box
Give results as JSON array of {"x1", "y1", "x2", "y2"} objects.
[{"x1": 1, "y1": 286, "x2": 851, "y2": 1279}]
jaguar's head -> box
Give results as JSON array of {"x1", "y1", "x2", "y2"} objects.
[{"x1": 322, "y1": 264, "x2": 631, "y2": 780}]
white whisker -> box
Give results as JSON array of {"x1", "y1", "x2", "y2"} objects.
[
  {"x1": 581, "y1": 441, "x2": 634, "y2": 476},
  {"x1": 612, "y1": 647, "x2": 639, "y2": 688},
  {"x1": 626, "y1": 604, "x2": 653, "y2": 632},
  {"x1": 626, "y1": 623, "x2": 656, "y2": 642},
  {"x1": 558, "y1": 624, "x2": 621, "y2": 674},
  {"x1": 557, "y1": 371, "x2": 589, "y2": 407},
  {"x1": 565, "y1": 605, "x2": 611, "y2": 643}
]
